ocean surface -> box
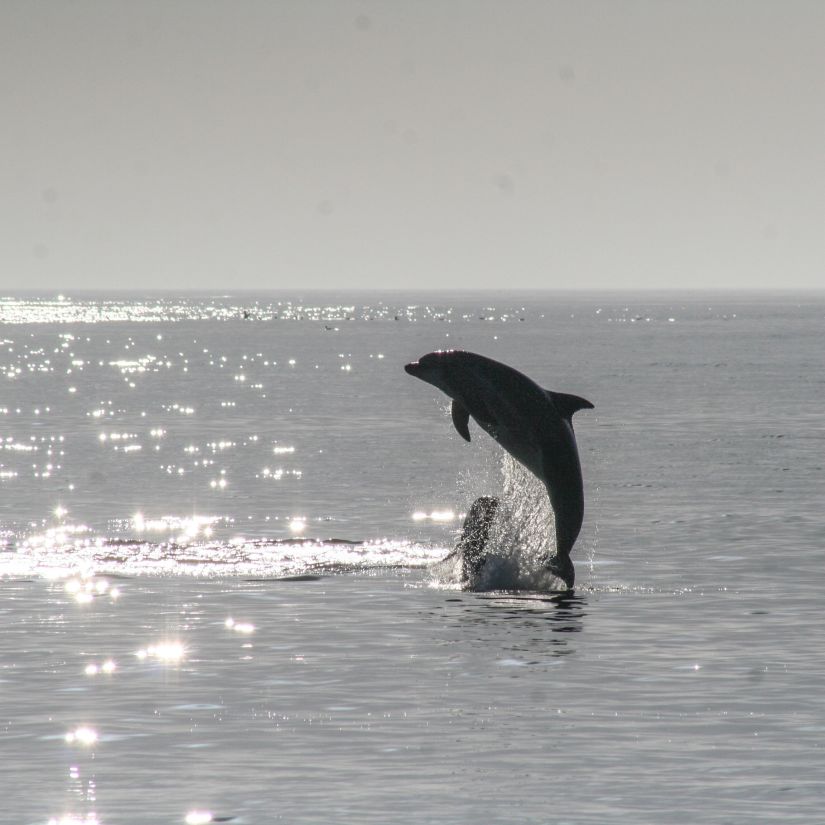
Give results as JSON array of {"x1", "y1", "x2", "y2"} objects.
[{"x1": 1, "y1": 290, "x2": 823, "y2": 824}]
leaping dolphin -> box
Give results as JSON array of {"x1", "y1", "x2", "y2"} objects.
[{"x1": 404, "y1": 350, "x2": 593, "y2": 589}]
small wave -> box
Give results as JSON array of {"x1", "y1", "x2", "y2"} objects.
[{"x1": 3, "y1": 532, "x2": 447, "y2": 578}]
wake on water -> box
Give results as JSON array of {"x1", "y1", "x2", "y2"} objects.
[{"x1": 3, "y1": 530, "x2": 443, "y2": 579}]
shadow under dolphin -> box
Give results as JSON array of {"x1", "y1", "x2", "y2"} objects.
[{"x1": 405, "y1": 349, "x2": 593, "y2": 589}]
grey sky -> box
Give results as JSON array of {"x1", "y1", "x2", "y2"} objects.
[{"x1": 2, "y1": 1, "x2": 823, "y2": 291}]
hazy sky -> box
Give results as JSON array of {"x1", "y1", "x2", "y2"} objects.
[{"x1": 2, "y1": 1, "x2": 824, "y2": 291}]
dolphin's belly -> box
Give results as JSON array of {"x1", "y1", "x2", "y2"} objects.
[{"x1": 491, "y1": 426, "x2": 544, "y2": 480}]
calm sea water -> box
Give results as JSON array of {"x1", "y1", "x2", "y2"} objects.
[{"x1": 1, "y1": 291, "x2": 823, "y2": 824}]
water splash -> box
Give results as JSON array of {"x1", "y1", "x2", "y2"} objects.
[
  {"x1": 431, "y1": 452, "x2": 564, "y2": 591},
  {"x1": 495, "y1": 454, "x2": 556, "y2": 566}
]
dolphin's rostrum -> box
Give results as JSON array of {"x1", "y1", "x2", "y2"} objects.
[{"x1": 405, "y1": 349, "x2": 593, "y2": 589}]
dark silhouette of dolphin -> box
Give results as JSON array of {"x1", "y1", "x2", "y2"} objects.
[
  {"x1": 405, "y1": 350, "x2": 593, "y2": 589},
  {"x1": 455, "y1": 495, "x2": 500, "y2": 584}
]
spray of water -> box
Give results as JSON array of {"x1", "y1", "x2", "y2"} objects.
[
  {"x1": 475, "y1": 454, "x2": 560, "y2": 590},
  {"x1": 431, "y1": 448, "x2": 567, "y2": 591}
]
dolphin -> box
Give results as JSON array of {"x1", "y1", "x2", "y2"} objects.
[
  {"x1": 404, "y1": 350, "x2": 593, "y2": 589},
  {"x1": 454, "y1": 495, "x2": 500, "y2": 584}
]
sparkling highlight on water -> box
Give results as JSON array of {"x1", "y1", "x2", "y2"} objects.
[{"x1": 136, "y1": 642, "x2": 186, "y2": 663}]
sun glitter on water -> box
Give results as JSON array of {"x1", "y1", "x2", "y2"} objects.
[{"x1": 135, "y1": 642, "x2": 186, "y2": 663}]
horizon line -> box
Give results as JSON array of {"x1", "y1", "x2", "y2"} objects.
[{"x1": 4, "y1": 286, "x2": 825, "y2": 295}]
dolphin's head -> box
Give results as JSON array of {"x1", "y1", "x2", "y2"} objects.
[{"x1": 404, "y1": 350, "x2": 459, "y2": 393}]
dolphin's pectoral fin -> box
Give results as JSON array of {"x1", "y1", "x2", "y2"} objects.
[
  {"x1": 546, "y1": 390, "x2": 594, "y2": 421},
  {"x1": 451, "y1": 400, "x2": 472, "y2": 442}
]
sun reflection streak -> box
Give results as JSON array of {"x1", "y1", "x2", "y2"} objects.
[
  {"x1": 288, "y1": 517, "x2": 306, "y2": 533},
  {"x1": 8, "y1": 529, "x2": 443, "y2": 578},
  {"x1": 131, "y1": 513, "x2": 218, "y2": 538},
  {"x1": 63, "y1": 576, "x2": 115, "y2": 604},
  {"x1": 85, "y1": 660, "x2": 116, "y2": 676},
  {"x1": 136, "y1": 642, "x2": 185, "y2": 663},
  {"x1": 48, "y1": 815, "x2": 99, "y2": 825},
  {"x1": 65, "y1": 726, "x2": 98, "y2": 746},
  {"x1": 185, "y1": 812, "x2": 213, "y2": 825},
  {"x1": 24, "y1": 523, "x2": 92, "y2": 558},
  {"x1": 411, "y1": 509, "x2": 457, "y2": 522},
  {"x1": 225, "y1": 617, "x2": 255, "y2": 634}
]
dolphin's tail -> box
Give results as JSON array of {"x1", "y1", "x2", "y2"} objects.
[{"x1": 546, "y1": 553, "x2": 575, "y2": 590}]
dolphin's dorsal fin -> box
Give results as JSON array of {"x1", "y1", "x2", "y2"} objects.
[
  {"x1": 451, "y1": 400, "x2": 472, "y2": 442},
  {"x1": 547, "y1": 390, "x2": 594, "y2": 421}
]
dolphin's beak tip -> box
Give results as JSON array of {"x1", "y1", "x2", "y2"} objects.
[{"x1": 404, "y1": 362, "x2": 418, "y2": 376}]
